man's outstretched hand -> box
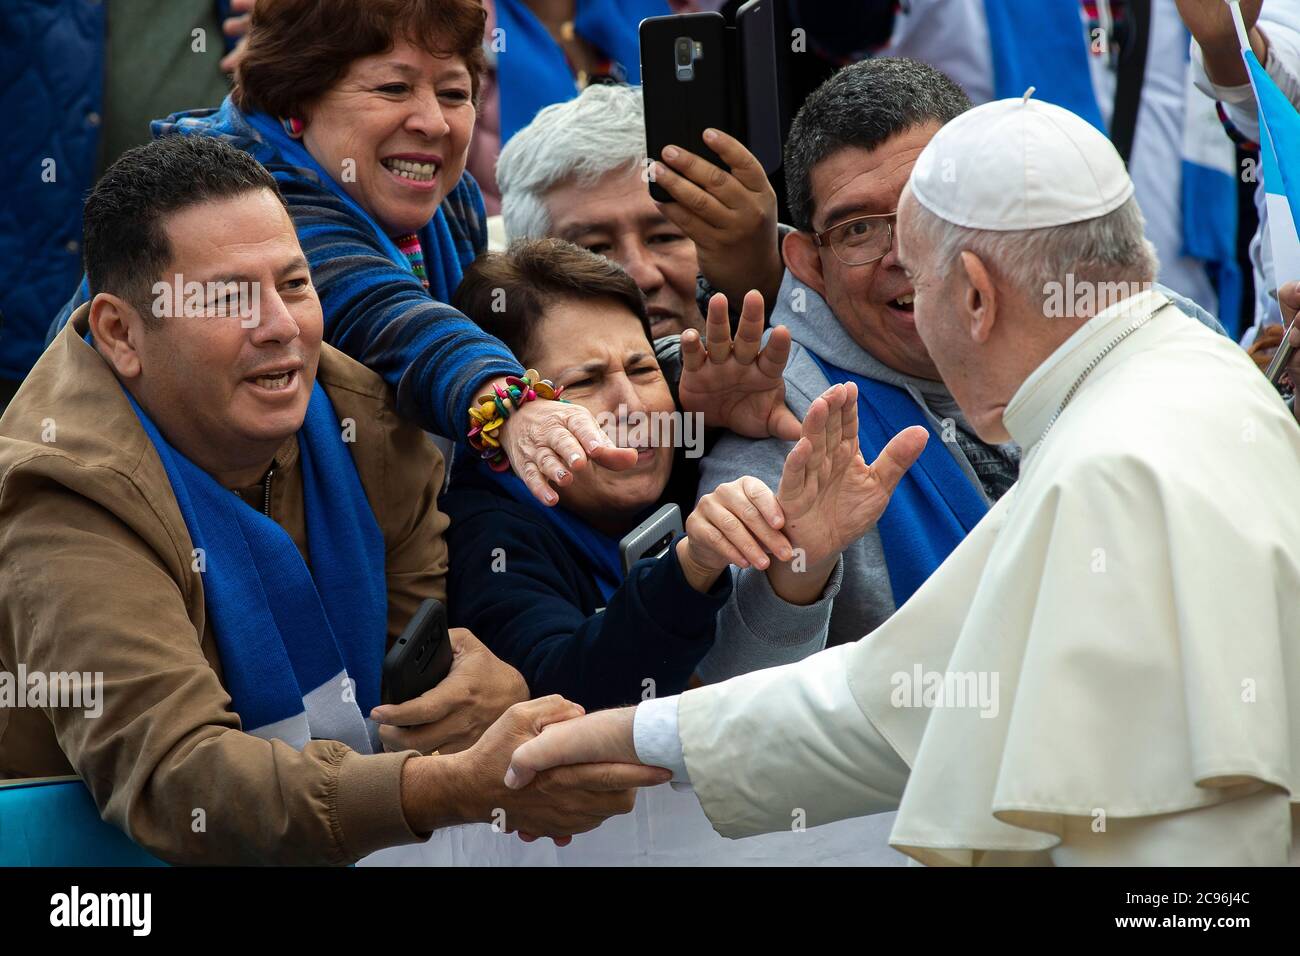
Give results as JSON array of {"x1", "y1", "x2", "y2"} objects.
[
  {"x1": 678, "y1": 291, "x2": 801, "y2": 441},
  {"x1": 504, "y1": 706, "x2": 643, "y2": 792}
]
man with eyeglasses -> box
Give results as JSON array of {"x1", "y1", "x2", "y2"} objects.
[{"x1": 689, "y1": 58, "x2": 1018, "y2": 685}]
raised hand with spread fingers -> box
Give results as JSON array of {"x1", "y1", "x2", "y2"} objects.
[{"x1": 677, "y1": 290, "x2": 801, "y2": 441}]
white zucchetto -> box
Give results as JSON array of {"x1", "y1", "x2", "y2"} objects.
[{"x1": 909, "y1": 92, "x2": 1135, "y2": 231}]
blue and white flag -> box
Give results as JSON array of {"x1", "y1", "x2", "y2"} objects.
[{"x1": 1236, "y1": 2, "x2": 1300, "y2": 291}]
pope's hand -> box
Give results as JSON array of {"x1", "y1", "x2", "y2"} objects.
[
  {"x1": 678, "y1": 291, "x2": 802, "y2": 441},
  {"x1": 776, "y1": 382, "x2": 928, "y2": 570},
  {"x1": 490, "y1": 387, "x2": 638, "y2": 505},
  {"x1": 504, "y1": 706, "x2": 643, "y2": 791},
  {"x1": 424, "y1": 697, "x2": 667, "y2": 844},
  {"x1": 370, "y1": 628, "x2": 528, "y2": 755}
]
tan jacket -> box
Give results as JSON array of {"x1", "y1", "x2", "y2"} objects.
[{"x1": 0, "y1": 306, "x2": 449, "y2": 864}]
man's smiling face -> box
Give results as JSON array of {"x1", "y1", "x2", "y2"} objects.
[{"x1": 787, "y1": 123, "x2": 943, "y2": 380}]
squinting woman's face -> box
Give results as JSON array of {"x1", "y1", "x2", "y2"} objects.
[
  {"x1": 525, "y1": 297, "x2": 677, "y2": 534},
  {"x1": 301, "y1": 39, "x2": 475, "y2": 235}
]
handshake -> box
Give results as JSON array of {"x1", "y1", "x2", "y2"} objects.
[{"x1": 396, "y1": 695, "x2": 654, "y2": 844}]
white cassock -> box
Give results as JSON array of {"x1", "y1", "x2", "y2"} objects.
[{"x1": 634, "y1": 288, "x2": 1300, "y2": 865}]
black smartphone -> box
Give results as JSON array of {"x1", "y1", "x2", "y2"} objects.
[
  {"x1": 619, "y1": 503, "x2": 685, "y2": 573},
  {"x1": 381, "y1": 598, "x2": 454, "y2": 705},
  {"x1": 640, "y1": 12, "x2": 741, "y2": 203}
]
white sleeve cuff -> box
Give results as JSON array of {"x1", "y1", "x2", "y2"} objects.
[{"x1": 633, "y1": 694, "x2": 692, "y2": 788}]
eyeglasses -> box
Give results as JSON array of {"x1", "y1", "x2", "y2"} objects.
[{"x1": 811, "y1": 211, "x2": 896, "y2": 266}]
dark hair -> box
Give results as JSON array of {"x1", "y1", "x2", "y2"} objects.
[
  {"x1": 234, "y1": 0, "x2": 488, "y2": 118},
  {"x1": 784, "y1": 58, "x2": 972, "y2": 231},
  {"x1": 83, "y1": 135, "x2": 285, "y2": 322},
  {"x1": 453, "y1": 238, "x2": 652, "y2": 362}
]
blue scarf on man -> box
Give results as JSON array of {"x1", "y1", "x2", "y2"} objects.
[
  {"x1": 806, "y1": 354, "x2": 988, "y2": 609},
  {"x1": 123, "y1": 378, "x2": 387, "y2": 752}
]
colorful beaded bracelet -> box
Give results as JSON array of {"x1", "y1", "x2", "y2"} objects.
[{"x1": 466, "y1": 370, "x2": 566, "y2": 471}]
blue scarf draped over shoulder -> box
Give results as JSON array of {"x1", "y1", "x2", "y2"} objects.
[
  {"x1": 123, "y1": 376, "x2": 387, "y2": 752},
  {"x1": 808, "y1": 353, "x2": 988, "y2": 608}
]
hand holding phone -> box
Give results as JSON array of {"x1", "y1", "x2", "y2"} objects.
[
  {"x1": 640, "y1": 12, "x2": 736, "y2": 204},
  {"x1": 381, "y1": 599, "x2": 454, "y2": 706},
  {"x1": 620, "y1": 503, "x2": 684, "y2": 573},
  {"x1": 639, "y1": 6, "x2": 784, "y2": 304},
  {"x1": 374, "y1": 624, "x2": 529, "y2": 755}
]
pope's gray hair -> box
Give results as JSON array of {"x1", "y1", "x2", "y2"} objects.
[
  {"x1": 904, "y1": 192, "x2": 1159, "y2": 304},
  {"x1": 498, "y1": 84, "x2": 648, "y2": 241}
]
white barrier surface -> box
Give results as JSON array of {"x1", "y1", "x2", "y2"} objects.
[{"x1": 360, "y1": 785, "x2": 906, "y2": 867}]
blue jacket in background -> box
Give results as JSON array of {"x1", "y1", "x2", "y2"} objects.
[
  {"x1": 0, "y1": 0, "x2": 234, "y2": 382},
  {"x1": 0, "y1": 0, "x2": 105, "y2": 381}
]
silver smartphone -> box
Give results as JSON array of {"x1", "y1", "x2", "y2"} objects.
[{"x1": 619, "y1": 503, "x2": 685, "y2": 573}]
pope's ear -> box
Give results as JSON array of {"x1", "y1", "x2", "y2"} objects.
[
  {"x1": 958, "y1": 251, "x2": 997, "y2": 345},
  {"x1": 88, "y1": 292, "x2": 145, "y2": 379},
  {"x1": 783, "y1": 230, "x2": 829, "y2": 301}
]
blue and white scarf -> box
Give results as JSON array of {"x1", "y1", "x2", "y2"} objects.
[{"x1": 125, "y1": 381, "x2": 387, "y2": 752}]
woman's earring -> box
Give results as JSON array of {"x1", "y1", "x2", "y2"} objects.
[{"x1": 280, "y1": 116, "x2": 305, "y2": 138}]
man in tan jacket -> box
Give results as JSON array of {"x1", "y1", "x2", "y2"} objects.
[{"x1": 0, "y1": 135, "x2": 666, "y2": 865}]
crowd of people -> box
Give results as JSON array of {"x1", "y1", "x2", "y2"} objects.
[{"x1": 2, "y1": 0, "x2": 1300, "y2": 867}]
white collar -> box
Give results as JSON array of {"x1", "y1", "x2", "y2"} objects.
[{"x1": 1002, "y1": 288, "x2": 1171, "y2": 451}]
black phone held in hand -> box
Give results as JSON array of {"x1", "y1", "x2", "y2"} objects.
[
  {"x1": 381, "y1": 598, "x2": 454, "y2": 706},
  {"x1": 640, "y1": 12, "x2": 738, "y2": 203},
  {"x1": 639, "y1": 3, "x2": 783, "y2": 203}
]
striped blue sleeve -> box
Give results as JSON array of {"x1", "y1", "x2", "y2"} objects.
[{"x1": 277, "y1": 178, "x2": 522, "y2": 439}]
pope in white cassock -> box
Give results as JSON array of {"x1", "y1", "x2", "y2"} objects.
[{"x1": 504, "y1": 95, "x2": 1300, "y2": 866}]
